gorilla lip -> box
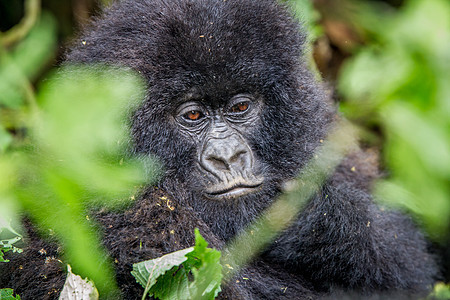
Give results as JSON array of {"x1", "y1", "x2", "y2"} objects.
[{"x1": 205, "y1": 182, "x2": 262, "y2": 199}]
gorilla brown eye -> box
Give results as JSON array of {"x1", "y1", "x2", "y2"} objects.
[
  {"x1": 185, "y1": 110, "x2": 202, "y2": 121},
  {"x1": 176, "y1": 102, "x2": 206, "y2": 124},
  {"x1": 231, "y1": 102, "x2": 249, "y2": 113}
]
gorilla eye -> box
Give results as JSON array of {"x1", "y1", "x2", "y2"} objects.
[
  {"x1": 185, "y1": 110, "x2": 203, "y2": 121},
  {"x1": 230, "y1": 102, "x2": 249, "y2": 113},
  {"x1": 176, "y1": 102, "x2": 207, "y2": 125}
]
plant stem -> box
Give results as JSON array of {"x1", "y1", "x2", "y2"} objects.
[{"x1": 0, "y1": 0, "x2": 42, "y2": 48}]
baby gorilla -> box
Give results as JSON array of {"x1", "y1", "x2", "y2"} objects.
[{"x1": 0, "y1": 0, "x2": 437, "y2": 299}]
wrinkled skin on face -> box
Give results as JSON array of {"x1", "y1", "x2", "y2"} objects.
[{"x1": 177, "y1": 93, "x2": 264, "y2": 199}]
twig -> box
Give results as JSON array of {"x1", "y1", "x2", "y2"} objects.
[{"x1": 0, "y1": 0, "x2": 41, "y2": 48}]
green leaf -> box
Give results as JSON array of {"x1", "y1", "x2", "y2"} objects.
[
  {"x1": 35, "y1": 65, "x2": 151, "y2": 205},
  {"x1": 132, "y1": 229, "x2": 222, "y2": 300},
  {"x1": 147, "y1": 266, "x2": 191, "y2": 300},
  {"x1": 0, "y1": 288, "x2": 21, "y2": 300},
  {"x1": 0, "y1": 13, "x2": 57, "y2": 109},
  {"x1": 429, "y1": 282, "x2": 450, "y2": 300},
  {"x1": 59, "y1": 265, "x2": 99, "y2": 300},
  {"x1": 0, "y1": 249, "x2": 7, "y2": 263},
  {"x1": 382, "y1": 103, "x2": 450, "y2": 177},
  {"x1": 131, "y1": 247, "x2": 193, "y2": 299},
  {"x1": 338, "y1": 0, "x2": 450, "y2": 241},
  {"x1": 186, "y1": 229, "x2": 222, "y2": 300},
  {"x1": 0, "y1": 233, "x2": 23, "y2": 263},
  {"x1": 0, "y1": 127, "x2": 12, "y2": 153},
  {"x1": 10, "y1": 12, "x2": 57, "y2": 81},
  {"x1": 6, "y1": 65, "x2": 153, "y2": 296}
]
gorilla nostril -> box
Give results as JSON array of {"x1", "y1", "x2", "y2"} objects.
[
  {"x1": 207, "y1": 155, "x2": 230, "y2": 171},
  {"x1": 230, "y1": 150, "x2": 247, "y2": 164},
  {"x1": 207, "y1": 149, "x2": 249, "y2": 171}
]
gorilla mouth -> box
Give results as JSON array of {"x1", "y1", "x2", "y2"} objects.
[{"x1": 205, "y1": 181, "x2": 263, "y2": 199}]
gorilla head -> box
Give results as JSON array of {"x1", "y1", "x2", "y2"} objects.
[{"x1": 67, "y1": 0, "x2": 330, "y2": 240}]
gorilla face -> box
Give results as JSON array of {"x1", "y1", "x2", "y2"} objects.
[
  {"x1": 174, "y1": 92, "x2": 264, "y2": 200},
  {"x1": 67, "y1": 0, "x2": 331, "y2": 239}
]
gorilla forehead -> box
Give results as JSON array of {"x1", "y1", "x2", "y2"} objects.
[
  {"x1": 72, "y1": 0, "x2": 306, "y2": 103},
  {"x1": 145, "y1": 0, "x2": 305, "y2": 70}
]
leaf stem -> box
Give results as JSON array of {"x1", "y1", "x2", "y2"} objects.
[{"x1": 0, "y1": 0, "x2": 42, "y2": 48}]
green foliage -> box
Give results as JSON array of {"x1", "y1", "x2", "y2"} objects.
[
  {"x1": 429, "y1": 282, "x2": 450, "y2": 300},
  {"x1": 339, "y1": 0, "x2": 450, "y2": 240},
  {"x1": 287, "y1": 0, "x2": 323, "y2": 77},
  {"x1": 20, "y1": 66, "x2": 148, "y2": 295},
  {"x1": 288, "y1": 0, "x2": 322, "y2": 44},
  {"x1": 0, "y1": 65, "x2": 151, "y2": 295},
  {"x1": 0, "y1": 12, "x2": 56, "y2": 110},
  {"x1": 0, "y1": 127, "x2": 12, "y2": 153},
  {"x1": 132, "y1": 247, "x2": 193, "y2": 299},
  {"x1": 132, "y1": 229, "x2": 222, "y2": 300},
  {"x1": 0, "y1": 289, "x2": 21, "y2": 300},
  {"x1": 0, "y1": 168, "x2": 23, "y2": 264},
  {"x1": 0, "y1": 9, "x2": 57, "y2": 270},
  {"x1": 34, "y1": 66, "x2": 149, "y2": 206},
  {"x1": 0, "y1": 8, "x2": 157, "y2": 297},
  {"x1": 0, "y1": 233, "x2": 23, "y2": 263},
  {"x1": 185, "y1": 229, "x2": 222, "y2": 299}
]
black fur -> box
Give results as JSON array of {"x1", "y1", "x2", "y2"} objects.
[{"x1": 0, "y1": 0, "x2": 437, "y2": 299}]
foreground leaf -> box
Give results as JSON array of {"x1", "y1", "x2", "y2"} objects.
[
  {"x1": 186, "y1": 230, "x2": 222, "y2": 299},
  {"x1": 428, "y1": 282, "x2": 450, "y2": 300},
  {"x1": 0, "y1": 289, "x2": 21, "y2": 300},
  {"x1": 59, "y1": 265, "x2": 98, "y2": 300},
  {"x1": 132, "y1": 247, "x2": 193, "y2": 299},
  {"x1": 131, "y1": 229, "x2": 222, "y2": 300}
]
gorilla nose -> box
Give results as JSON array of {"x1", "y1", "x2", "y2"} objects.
[
  {"x1": 207, "y1": 149, "x2": 248, "y2": 171},
  {"x1": 200, "y1": 134, "x2": 253, "y2": 176}
]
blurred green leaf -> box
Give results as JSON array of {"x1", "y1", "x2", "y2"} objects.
[
  {"x1": 0, "y1": 158, "x2": 21, "y2": 245},
  {"x1": 10, "y1": 65, "x2": 153, "y2": 295},
  {"x1": 35, "y1": 66, "x2": 150, "y2": 205},
  {"x1": 339, "y1": 0, "x2": 450, "y2": 240},
  {"x1": 288, "y1": 0, "x2": 323, "y2": 77},
  {"x1": 384, "y1": 104, "x2": 450, "y2": 178},
  {"x1": 0, "y1": 12, "x2": 56, "y2": 109},
  {"x1": 1, "y1": 2, "x2": 161, "y2": 297},
  {"x1": 429, "y1": 282, "x2": 450, "y2": 300},
  {"x1": 288, "y1": 0, "x2": 323, "y2": 43},
  {"x1": 10, "y1": 12, "x2": 57, "y2": 80},
  {"x1": 1, "y1": 65, "x2": 158, "y2": 296},
  {"x1": 0, "y1": 127, "x2": 12, "y2": 153}
]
